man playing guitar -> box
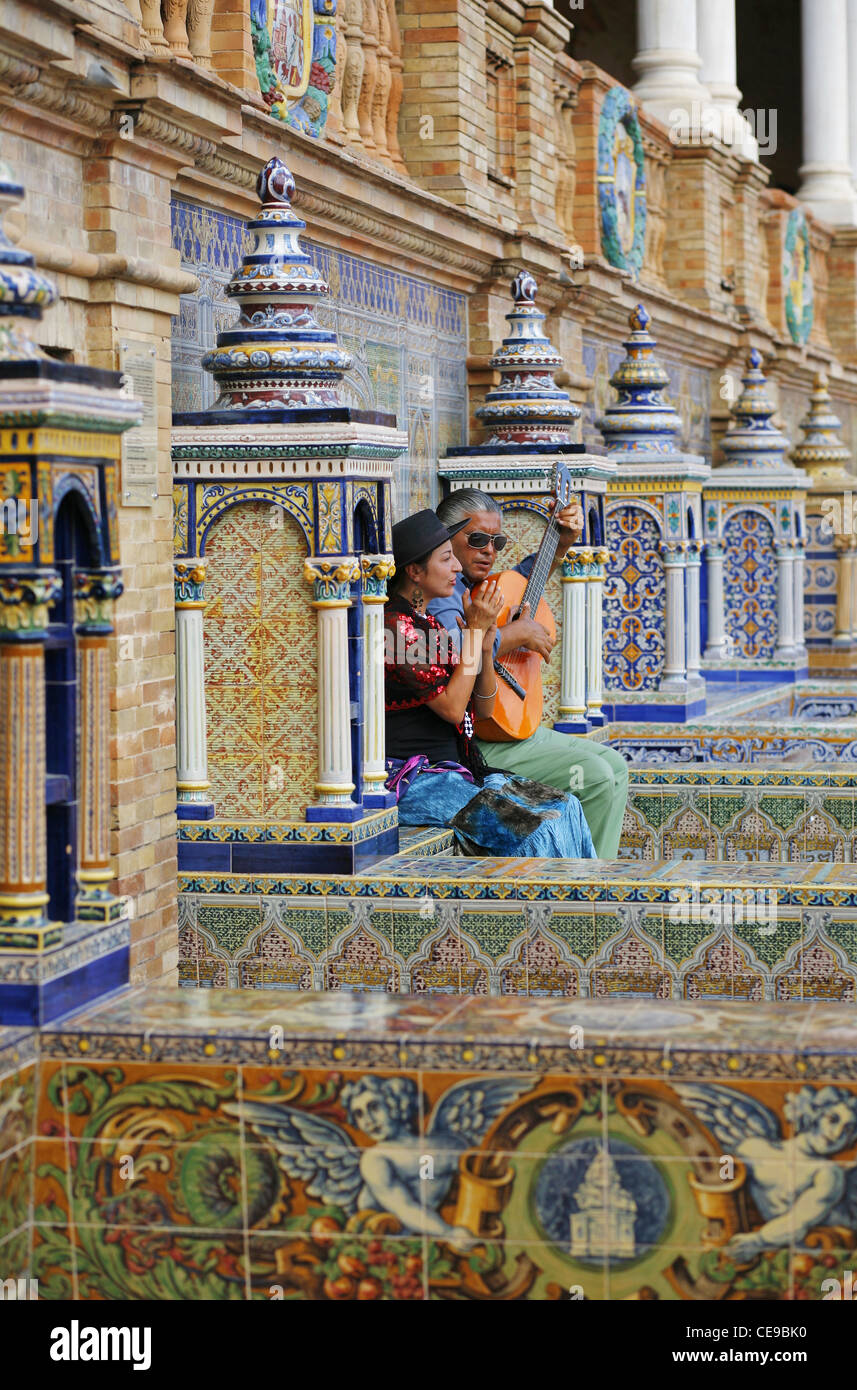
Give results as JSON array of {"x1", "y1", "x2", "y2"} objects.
[{"x1": 427, "y1": 487, "x2": 629, "y2": 858}]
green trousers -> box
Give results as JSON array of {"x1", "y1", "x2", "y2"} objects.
[{"x1": 476, "y1": 726, "x2": 630, "y2": 859}]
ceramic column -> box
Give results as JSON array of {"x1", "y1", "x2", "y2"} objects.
[
  {"x1": 685, "y1": 540, "x2": 702, "y2": 679},
  {"x1": 175, "y1": 562, "x2": 214, "y2": 819},
  {"x1": 360, "y1": 555, "x2": 395, "y2": 802},
  {"x1": 834, "y1": 537, "x2": 856, "y2": 645},
  {"x1": 849, "y1": 0, "x2": 857, "y2": 193},
  {"x1": 792, "y1": 536, "x2": 807, "y2": 655},
  {"x1": 660, "y1": 542, "x2": 688, "y2": 686},
  {"x1": 695, "y1": 0, "x2": 758, "y2": 157},
  {"x1": 74, "y1": 570, "x2": 124, "y2": 921},
  {"x1": 0, "y1": 571, "x2": 62, "y2": 934},
  {"x1": 558, "y1": 550, "x2": 590, "y2": 732},
  {"x1": 703, "y1": 543, "x2": 727, "y2": 658},
  {"x1": 851, "y1": 540, "x2": 857, "y2": 640},
  {"x1": 584, "y1": 548, "x2": 608, "y2": 725},
  {"x1": 632, "y1": 0, "x2": 711, "y2": 128},
  {"x1": 797, "y1": 0, "x2": 857, "y2": 224},
  {"x1": 775, "y1": 542, "x2": 796, "y2": 656},
  {"x1": 305, "y1": 558, "x2": 359, "y2": 806}
]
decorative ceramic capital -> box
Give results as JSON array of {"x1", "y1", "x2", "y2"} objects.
[
  {"x1": 562, "y1": 548, "x2": 593, "y2": 579},
  {"x1": 0, "y1": 569, "x2": 62, "y2": 639},
  {"x1": 686, "y1": 539, "x2": 703, "y2": 564},
  {"x1": 174, "y1": 560, "x2": 206, "y2": 607},
  {"x1": 774, "y1": 541, "x2": 795, "y2": 560},
  {"x1": 660, "y1": 541, "x2": 687, "y2": 565},
  {"x1": 74, "y1": 569, "x2": 124, "y2": 633},
  {"x1": 705, "y1": 542, "x2": 725, "y2": 560},
  {"x1": 360, "y1": 553, "x2": 395, "y2": 599},
  {"x1": 304, "y1": 556, "x2": 360, "y2": 603}
]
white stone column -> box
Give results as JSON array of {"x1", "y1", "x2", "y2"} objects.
[
  {"x1": 305, "y1": 558, "x2": 359, "y2": 806},
  {"x1": 848, "y1": 0, "x2": 857, "y2": 191},
  {"x1": 792, "y1": 536, "x2": 807, "y2": 655},
  {"x1": 685, "y1": 540, "x2": 702, "y2": 678},
  {"x1": 703, "y1": 543, "x2": 728, "y2": 659},
  {"x1": 797, "y1": 0, "x2": 857, "y2": 225},
  {"x1": 696, "y1": 0, "x2": 758, "y2": 158},
  {"x1": 632, "y1": 0, "x2": 711, "y2": 129},
  {"x1": 360, "y1": 555, "x2": 394, "y2": 800},
  {"x1": 775, "y1": 543, "x2": 797, "y2": 656},
  {"x1": 585, "y1": 548, "x2": 608, "y2": 725},
  {"x1": 660, "y1": 542, "x2": 688, "y2": 687},
  {"x1": 174, "y1": 562, "x2": 214, "y2": 818},
  {"x1": 557, "y1": 550, "x2": 589, "y2": 731}
]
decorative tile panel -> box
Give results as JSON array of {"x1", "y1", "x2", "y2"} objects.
[
  {"x1": 203, "y1": 500, "x2": 318, "y2": 819},
  {"x1": 722, "y1": 509, "x2": 778, "y2": 659},
  {"x1": 603, "y1": 506, "x2": 665, "y2": 691}
]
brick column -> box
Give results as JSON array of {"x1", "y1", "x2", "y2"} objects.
[
  {"x1": 398, "y1": 0, "x2": 493, "y2": 216},
  {"x1": 210, "y1": 0, "x2": 258, "y2": 92},
  {"x1": 512, "y1": 2, "x2": 571, "y2": 237},
  {"x1": 82, "y1": 138, "x2": 193, "y2": 984}
]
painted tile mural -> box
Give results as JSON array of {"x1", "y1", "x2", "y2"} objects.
[
  {"x1": 13, "y1": 988, "x2": 857, "y2": 1301},
  {"x1": 204, "y1": 501, "x2": 318, "y2": 819},
  {"x1": 170, "y1": 198, "x2": 468, "y2": 519},
  {"x1": 580, "y1": 332, "x2": 710, "y2": 457}
]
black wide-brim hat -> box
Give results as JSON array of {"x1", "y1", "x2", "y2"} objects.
[{"x1": 391, "y1": 508, "x2": 469, "y2": 571}]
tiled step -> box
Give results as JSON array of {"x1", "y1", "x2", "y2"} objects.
[
  {"x1": 179, "y1": 856, "x2": 857, "y2": 1001},
  {"x1": 620, "y1": 764, "x2": 857, "y2": 862}
]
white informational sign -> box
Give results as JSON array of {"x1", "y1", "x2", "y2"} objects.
[{"x1": 119, "y1": 341, "x2": 158, "y2": 507}]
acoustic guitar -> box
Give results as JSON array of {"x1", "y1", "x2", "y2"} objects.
[{"x1": 473, "y1": 464, "x2": 576, "y2": 743}]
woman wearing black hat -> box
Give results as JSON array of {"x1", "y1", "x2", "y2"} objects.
[{"x1": 384, "y1": 509, "x2": 595, "y2": 858}]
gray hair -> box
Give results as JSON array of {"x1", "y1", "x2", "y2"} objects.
[{"x1": 436, "y1": 488, "x2": 501, "y2": 528}]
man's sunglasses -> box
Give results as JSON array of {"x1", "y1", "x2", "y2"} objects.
[{"x1": 465, "y1": 531, "x2": 508, "y2": 552}]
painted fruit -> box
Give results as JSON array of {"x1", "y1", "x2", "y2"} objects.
[
  {"x1": 357, "y1": 1277, "x2": 383, "y2": 1301},
  {"x1": 311, "y1": 1216, "x2": 340, "y2": 1244},
  {"x1": 405, "y1": 1255, "x2": 422, "y2": 1275},
  {"x1": 337, "y1": 1254, "x2": 366, "y2": 1278},
  {"x1": 324, "y1": 1275, "x2": 355, "y2": 1300}
]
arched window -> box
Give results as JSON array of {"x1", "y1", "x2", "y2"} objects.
[{"x1": 45, "y1": 493, "x2": 99, "y2": 922}]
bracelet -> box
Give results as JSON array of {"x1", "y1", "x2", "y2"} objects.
[{"x1": 475, "y1": 683, "x2": 498, "y2": 699}]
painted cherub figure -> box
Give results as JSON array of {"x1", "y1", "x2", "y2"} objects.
[
  {"x1": 227, "y1": 1075, "x2": 531, "y2": 1251},
  {"x1": 678, "y1": 1084, "x2": 857, "y2": 1262}
]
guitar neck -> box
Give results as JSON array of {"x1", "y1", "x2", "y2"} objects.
[{"x1": 518, "y1": 515, "x2": 562, "y2": 614}]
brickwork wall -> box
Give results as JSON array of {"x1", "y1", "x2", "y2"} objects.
[{"x1": 81, "y1": 143, "x2": 184, "y2": 986}]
